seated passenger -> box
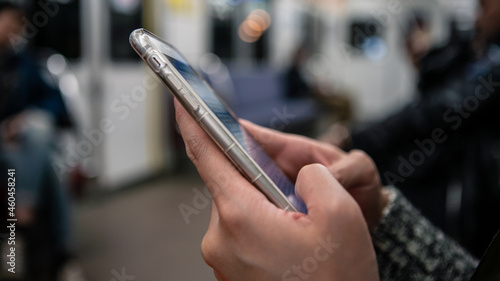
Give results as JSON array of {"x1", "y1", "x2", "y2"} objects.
[{"x1": 0, "y1": 3, "x2": 73, "y2": 280}]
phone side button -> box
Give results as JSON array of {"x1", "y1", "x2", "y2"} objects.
[
  {"x1": 147, "y1": 52, "x2": 165, "y2": 72},
  {"x1": 224, "y1": 143, "x2": 236, "y2": 154},
  {"x1": 167, "y1": 74, "x2": 183, "y2": 90},
  {"x1": 250, "y1": 173, "x2": 263, "y2": 184},
  {"x1": 181, "y1": 91, "x2": 200, "y2": 112}
]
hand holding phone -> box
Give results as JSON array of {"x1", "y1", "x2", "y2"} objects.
[
  {"x1": 130, "y1": 28, "x2": 306, "y2": 213},
  {"x1": 175, "y1": 102, "x2": 380, "y2": 281}
]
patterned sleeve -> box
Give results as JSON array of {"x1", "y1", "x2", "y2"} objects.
[{"x1": 372, "y1": 187, "x2": 479, "y2": 281}]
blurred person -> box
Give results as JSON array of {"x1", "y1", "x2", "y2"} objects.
[
  {"x1": 0, "y1": 3, "x2": 74, "y2": 280},
  {"x1": 325, "y1": 0, "x2": 500, "y2": 257},
  {"x1": 416, "y1": 19, "x2": 475, "y2": 96},
  {"x1": 286, "y1": 46, "x2": 353, "y2": 136},
  {"x1": 173, "y1": 102, "x2": 500, "y2": 281}
]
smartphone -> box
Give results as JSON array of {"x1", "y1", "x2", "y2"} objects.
[{"x1": 130, "y1": 28, "x2": 307, "y2": 213}]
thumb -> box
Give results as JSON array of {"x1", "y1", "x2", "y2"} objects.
[{"x1": 295, "y1": 164, "x2": 350, "y2": 221}]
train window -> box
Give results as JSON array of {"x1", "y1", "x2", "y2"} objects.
[
  {"x1": 210, "y1": 2, "x2": 269, "y2": 62},
  {"x1": 349, "y1": 20, "x2": 387, "y2": 61},
  {"x1": 254, "y1": 30, "x2": 268, "y2": 61},
  {"x1": 110, "y1": 0, "x2": 142, "y2": 61},
  {"x1": 212, "y1": 17, "x2": 234, "y2": 60},
  {"x1": 29, "y1": 0, "x2": 81, "y2": 59},
  {"x1": 303, "y1": 13, "x2": 325, "y2": 54}
]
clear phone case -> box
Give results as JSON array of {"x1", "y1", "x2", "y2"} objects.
[{"x1": 129, "y1": 28, "x2": 306, "y2": 213}]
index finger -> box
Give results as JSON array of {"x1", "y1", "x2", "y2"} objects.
[
  {"x1": 240, "y1": 120, "x2": 345, "y2": 181},
  {"x1": 174, "y1": 100, "x2": 265, "y2": 207},
  {"x1": 329, "y1": 150, "x2": 379, "y2": 190}
]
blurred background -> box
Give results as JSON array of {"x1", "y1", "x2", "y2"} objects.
[{"x1": 2, "y1": 0, "x2": 499, "y2": 280}]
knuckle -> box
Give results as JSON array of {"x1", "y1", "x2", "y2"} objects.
[
  {"x1": 201, "y1": 233, "x2": 219, "y2": 265},
  {"x1": 329, "y1": 195, "x2": 360, "y2": 218},
  {"x1": 218, "y1": 202, "x2": 244, "y2": 231},
  {"x1": 184, "y1": 136, "x2": 207, "y2": 165},
  {"x1": 349, "y1": 149, "x2": 369, "y2": 160},
  {"x1": 351, "y1": 150, "x2": 376, "y2": 171},
  {"x1": 323, "y1": 199, "x2": 340, "y2": 215}
]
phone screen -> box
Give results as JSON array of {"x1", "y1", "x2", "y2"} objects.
[{"x1": 154, "y1": 39, "x2": 306, "y2": 213}]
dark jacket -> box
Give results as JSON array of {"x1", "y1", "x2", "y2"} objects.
[
  {"x1": 351, "y1": 35, "x2": 500, "y2": 257},
  {"x1": 0, "y1": 50, "x2": 72, "y2": 127}
]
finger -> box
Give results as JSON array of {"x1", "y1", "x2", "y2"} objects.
[
  {"x1": 241, "y1": 120, "x2": 345, "y2": 180},
  {"x1": 213, "y1": 269, "x2": 227, "y2": 281},
  {"x1": 174, "y1": 99, "x2": 254, "y2": 205},
  {"x1": 294, "y1": 164, "x2": 351, "y2": 221},
  {"x1": 201, "y1": 203, "x2": 223, "y2": 271},
  {"x1": 239, "y1": 119, "x2": 291, "y2": 159},
  {"x1": 328, "y1": 150, "x2": 378, "y2": 190}
]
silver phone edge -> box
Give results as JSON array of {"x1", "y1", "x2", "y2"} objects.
[{"x1": 129, "y1": 28, "x2": 299, "y2": 213}]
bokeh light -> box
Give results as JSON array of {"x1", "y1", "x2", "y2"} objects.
[{"x1": 238, "y1": 9, "x2": 271, "y2": 43}]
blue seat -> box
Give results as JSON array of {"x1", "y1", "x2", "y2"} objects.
[{"x1": 228, "y1": 66, "x2": 317, "y2": 131}]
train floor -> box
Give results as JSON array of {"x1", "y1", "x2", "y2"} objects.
[{"x1": 74, "y1": 173, "x2": 217, "y2": 281}]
